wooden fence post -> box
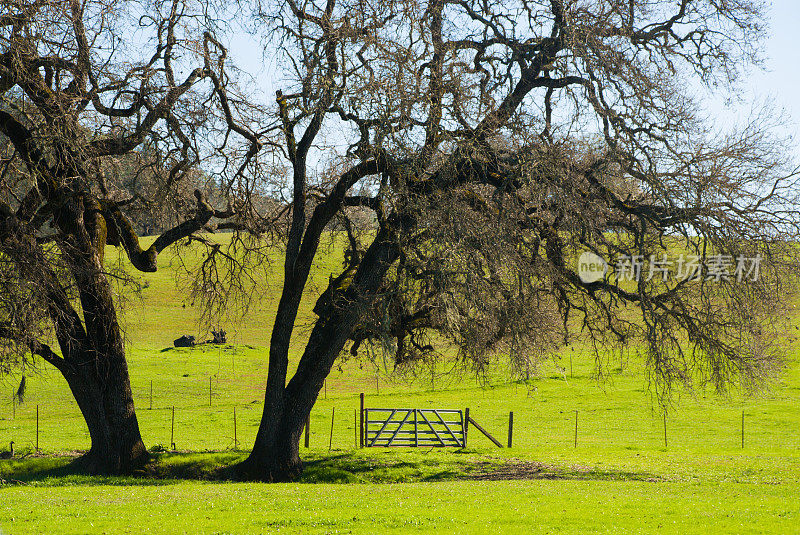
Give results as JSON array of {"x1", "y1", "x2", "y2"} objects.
[
  {"x1": 464, "y1": 408, "x2": 470, "y2": 447},
  {"x1": 171, "y1": 406, "x2": 176, "y2": 450},
  {"x1": 233, "y1": 407, "x2": 238, "y2": 449},
  {"x1": 329, "y1": 407, "x2": 335, "y2": 451},
  {"x1": 507, "y1": 411, "x2": 514, "y2": 448},
  {"x1": 573, "y1": 410, "x2": 578, "y2": 448},
  {"x1": 359, "y1": 393, "x2": 365, "y2": 448},
  {"x1": 465, "y1": 413, "x2": 503, "y2": 448},
  {"x1": 36, "y1": 405, "x2": 39, "y2": 452},
  {"x1": 741, "y1": 410, "x2": 745, "y2": 449}
]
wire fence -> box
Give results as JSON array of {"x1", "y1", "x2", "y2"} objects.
[
  {"x1": 1, "y1": 346, "x2": 799, "y2": 454},
  {"x1": 1, "y1": 382, "x2": 798, "y2": 455}
]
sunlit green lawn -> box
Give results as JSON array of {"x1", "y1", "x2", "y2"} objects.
[{"x1": 2, "y1": 478, "x2": 797, "y2": 535}]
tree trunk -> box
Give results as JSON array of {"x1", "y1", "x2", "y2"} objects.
[
  {"x1": 62, "y1": 347, "x2": 148, "y2": 475},
  {"x1": 57, "y1": 212, "x2": 149, "y2": 475},
  {"x1": 236, "y1": 408, "x2": 304, "y2": 482},
  {"x1": 237, "y1": 313, "x2": 363, "y2": 481},
  {"x1": 239, "y1": 235, "x2": 400, "y2": 481}
]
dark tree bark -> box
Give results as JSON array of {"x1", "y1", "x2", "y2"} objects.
[
  {"x1": 64, "y1": 225, "x2": 148, "y2": 474},
  {"x1": 63, "y1": 349, "x2": 147, "y2": 474},
  {"x1": 0, "y1": 200, "x2": 149, "y2": 474}
]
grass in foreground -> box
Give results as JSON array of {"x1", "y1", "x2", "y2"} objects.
[
  {"x1": 0, "y1": 468, "x2": 797, "y2": 534},
  {"x1": 1, "y1": 446, "x2": 799, "y2": 534}
]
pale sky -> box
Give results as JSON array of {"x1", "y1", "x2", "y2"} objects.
[
  {"x1": 752, "y1": 1, "x2": 800, "y2": 122},
  {"x1": 713, "y1": 1, "x2": 800, "y2": 152},
  {"x1": 229, "y1": 0, "x2": 800, "y2": 159}
]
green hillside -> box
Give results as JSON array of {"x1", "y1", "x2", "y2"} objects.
[{"x1": 1, "y1": 234, "x2": 799, "y2": 534}]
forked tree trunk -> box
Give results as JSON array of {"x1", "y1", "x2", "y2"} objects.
[
  {"x1": 238, "y1": 237, "x2": 400, "y2": 482},
  {"x1": 236, "y1": 319, "x2": 339, "y2": 481},
  {"x1": 236, "y1": 328, "x2": 343, "y2": 482},
  {"x1": 0, "y1": 206, "x2": 148, "y2": 474}
]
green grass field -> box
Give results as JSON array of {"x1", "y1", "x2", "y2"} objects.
[{"x1": 1, "y1": 236, "x2": 799, "y2": 534}]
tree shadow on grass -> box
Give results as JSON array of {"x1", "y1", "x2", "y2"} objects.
[
  {"x1": 461, "y1": 460, "x2": 665, "y2": 482},
  {"x1": 301, "y1": 452, "x2": 666, "y2": 484},
  {"x1": 301, "y1": 453, "x2": 466, "y2": 483},
  {"x1": 143, "y1": 451, "x2": 246, "y2": 481},
  {"x1": 0, "y1": 455, "x2": 174, "y2": 487},
  {"x1": 1, "y1": 451, "x2": 665, "y2": 486},
  {"x1": 0, "y1": 451, "x2": 247, "y2": 487}
]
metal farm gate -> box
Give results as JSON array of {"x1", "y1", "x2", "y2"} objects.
[{"x1": 364, "y1": 408, "x2": 465, "y2": 447}]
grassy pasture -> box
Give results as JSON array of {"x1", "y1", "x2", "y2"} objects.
[
  {"x1": 1, "y1": 234, "x2": 799, "y2": 534},
  {"x1": 1, "y1": 479, "x2": 797, "y2": 534}
]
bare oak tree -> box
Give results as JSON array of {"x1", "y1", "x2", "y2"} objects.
[
  {"x1": 223, "y1": 0, "x2": 800, "y2": 481},
  {"x1": 0, "y1": 0, "x2": 258, "y2": 473}
]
